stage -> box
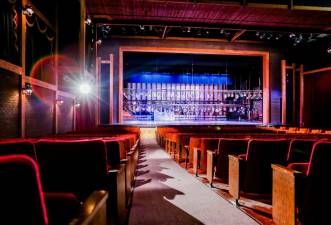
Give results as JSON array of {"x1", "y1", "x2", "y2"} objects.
[{"x1": 121, "y1": 120, "x2": 263, "y2": 127}]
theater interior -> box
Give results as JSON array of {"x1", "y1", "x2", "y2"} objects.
[{"x1": 1, "y1": 0, "x2": 331, "y2": 225}]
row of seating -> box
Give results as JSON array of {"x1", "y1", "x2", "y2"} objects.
[
  {"x1": 157, "y1": 125, "x2": 331, "y2": 225},
  {"x1": 0, "y1": 127, "x2": 140, "y2": 225}
]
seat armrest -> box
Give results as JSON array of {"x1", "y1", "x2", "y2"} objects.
[
  {"x1": 228, "y1": 155, "x2": 245, "y2": 201},
  {"x1": 272, "y1": 164, "x2": 302, "y2": 225},
  {"x1": 69, "y1": 190, "x2": 108, "y2": 225},
  {"x1": 206, "y1": 150, "x2": 216, "y2": 185}
]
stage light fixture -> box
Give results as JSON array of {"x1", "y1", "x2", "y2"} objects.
[
  {"x1": 22, "y1": 83, "x2": 32, "y2": 96},
  {"x1": 140, "y1": 25, "x2": 145, "y2": 30},
  {"x1": 23, "y1": 6, "x2": 34, "y2": 17},
  {"x1": 79, "y1": 83, "x2": 92, "y2": 95},
  {"x1": 327, "y1": 46, "x2": 331, "y2": 54},
  {"x1": 85, "y1": 16, "x2": 92, "y2": 26},
  {"x1": 96, "y1": 39, "x2": 102, "y2": 45}
]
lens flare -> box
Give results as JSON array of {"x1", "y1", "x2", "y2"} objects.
[{"x1": 79, "y1": 83, "x2": 92, "y2": 95}]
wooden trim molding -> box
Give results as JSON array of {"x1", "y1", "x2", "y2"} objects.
[
  {"x1": 96, "y1": 57, "x2": 101, "y2": 125},
  {"x1": 303, "y1": 66, "x2": 331, "y2": 75},
  {"x1": 118, "y1": 46, "x2": 270, "y2": 124},
  {"x1": 25, "y1": 76, "x2": 57, "y2": 90},
  {"x1": 281, "y1": 60, "x2": 286, "y2": 125},
  {"x1": 292, "y1": 63, "x2": 296, "y2": 123},
  {"x1": 299, "y1": 65, "x2": 304, "y2": 127},
  {"x1": 0, "y1": 60, "x2": 22, "y2": 75},
  {"x1": 109, "y1": 54, "x2": 114, "y2": 124},
  {"x1": 21, "y1": 0, "x2": 28, "y2": 138}
]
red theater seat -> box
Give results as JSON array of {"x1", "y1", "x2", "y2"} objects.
[
  {"x1": 0, "y1": 140, "x2": 37, "y2": 159},
  {"x1": 0, "y1": 155, "x2": 108, "y2": 225},
  {"x1": 35, "y1": 139, "x2": 125, "y2": 225},
  {"x1": 206, "y1": 138, "x2": 248, "y2": 186},
  {"x1": 287, "y1": 139, "x2": 319, "y2": 163},
  {"x1": 272, "y1": 141, "x2": 331, "y2": 225},
  {"x1": 229, "y1": 139, "x2": 289, "y2": 203}
]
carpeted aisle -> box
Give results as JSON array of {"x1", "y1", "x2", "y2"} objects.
[{"x1": 129, "y1": 130, "x2": 258, "y2": 225}]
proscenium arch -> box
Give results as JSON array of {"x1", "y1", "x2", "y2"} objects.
[{"x1": 118, "y1": 46, "x2": 270, "y2": 124}]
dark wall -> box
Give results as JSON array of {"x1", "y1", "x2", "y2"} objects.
[
  {"x1": 303, "y1": 71, "x2": 331, "y2": 129},
  {"x1": 25, "y1": 86, "x2": 55, "y2": 137},
  {"x1": 0, "y1": 69, "x2": 20, "y2": 138},
  {"x1": 98, "y1": 38, "x2": 285, "y2": 124},
  {"x1": 57, "y1": 96, "x2": 74, "y2": 134}
]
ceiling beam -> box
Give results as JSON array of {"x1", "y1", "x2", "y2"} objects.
[
  {"x1": 231, "y1": 30, "x2": 246, "y2": 42},
  {"x1": 162, "y1": 26, "x2": 168, "y2": 39}
]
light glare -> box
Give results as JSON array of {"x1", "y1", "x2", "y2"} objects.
[{"x1": 79, "y1": 83, "x2": 91, "y2": 95}]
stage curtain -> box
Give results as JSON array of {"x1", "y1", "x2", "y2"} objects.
[
  {"x1": 25, "y1": 14, "x2": 55, "y2": 83},
  {"x1": 0, "y1": 0, "x2": 19, "y2": 64}
]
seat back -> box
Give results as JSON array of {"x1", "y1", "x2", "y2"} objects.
[
  {"x1": 215, "y1": 138, "x2": 248, "y2": 182},
  {"x1": 287, "y1": 139, "x2": 317, "y2": 163},
  {"x1": 243, "y1": 139, "x2": 289, "y2": 194},
  {"x1": 35, "y1": 139, "x2": 108, "y2": 199},
  {"x1": 103, "y1": 139, "x2": 122, "y2": 167},
  {"x1": 300, "y1": 142, "x2": 331, "y2": 225},
  {"x1": 0, "y1": 140, "x2": 36, "y2": 160},
  {"x1": 0, "y1": 155, "x2": 48, "y2": 225}
]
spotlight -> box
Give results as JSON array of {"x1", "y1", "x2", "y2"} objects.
[
  {"x1": 22, "y1": 83, "x2": 32, "y2": 96},
  {"x1": 220, "y1": 29, "x2": 224, "y2": 34},
  {"x1": 79, "y1": 83, "x2": 92, "y2": 95},
  {"x1": 96, "y1": 39, "x2": 102, "y2": 45},
  {"x1": 85, "y1": 16, "x2": 92, "y2": 26},
  {"x1": 255, "y1": 31, "x2": 260, "y2": 36},
  {"x1": 289, "y1": 33, "x2": 296, "y2": 38},
  {"x1": 23, "y1": 6, "x2": 34, "y2": 17},
  {"x1": 327, "y1": 46, "x2": 331, "y2": 54},
  {"x1": 139, "y1": 25, "x2": 145, "y2": 30},
  {"x1": 187, "y1": 27, "x2": 191, "y2": 33}
]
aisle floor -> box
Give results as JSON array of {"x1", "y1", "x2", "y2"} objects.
[{"x1": 128, "y1": 130, "x2": 258, "y2": 225}]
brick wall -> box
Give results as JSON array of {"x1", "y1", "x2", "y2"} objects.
[
  {"x1": 25, "y1": 86, "x2": 55, "y2": 137},
  {"x1": 0, "y1": 69, "x2": 20, "y2": 138}
]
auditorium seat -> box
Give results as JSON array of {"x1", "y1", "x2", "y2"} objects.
[
  {"x1": 206, "y1": 138, "x2": 248, "y2": 186},
  {"x1": 287, "y1": 139, "x2": 318, "y2": 163},
  {"x1": 229, "y1": 139, "x2": 289, "y2": 203},
  {"x1": 0, "y1": 139, "x2": 37, "y2": 159},
  {"x1": 272, "y1": 141, "x2": 331, "y2": 225},
  {"x1": 0, "y1": 155, "x2": 108, "y2": 225},
  {"x1": 193, "y1": 138, "x2": 220, "y2": 175},
  {"x1": 35, "y1": 139, "x2": 126, "y2": 225}
]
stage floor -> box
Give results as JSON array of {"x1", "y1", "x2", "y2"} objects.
[{"x1": 121, "y1": 120, "x2": 262, "y2": 127}]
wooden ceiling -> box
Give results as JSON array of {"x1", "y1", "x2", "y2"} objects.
[{"x1": 86, "y1": 0, "x2": 331, "y2": 32}]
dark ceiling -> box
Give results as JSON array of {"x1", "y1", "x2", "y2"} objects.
[
  {"x1": 86, "y1": 0, "x2": 331, "y2": 31},
  {"x1": 86, "y1": 0, "x2": 331, "y2": 46}
]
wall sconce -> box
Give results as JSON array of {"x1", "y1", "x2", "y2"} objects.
[
  {"x1": 23, "y1": 6, "x2": 34, "y2": 17},
  {"x1": 22, "y1": 83, "x2": 33, "y2": 96}
]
